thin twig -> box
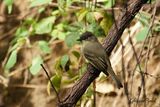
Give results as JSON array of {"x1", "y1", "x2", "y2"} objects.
[
  {"x1": 130, "y1": 2, "x2": 158, "y2": 107},
  {"x1": 93, "y1": 80, "x2": 96, "y2": 107},
  {"x1": 144, "y1": 0, "x2": 157, "y2": 76},
  {"x1": 128, "y1": 35, "x2": 146, "y2": 107},
  {"x1": 120, "y1": 39, "x2": 131, "y2": 107},
  {"x1": 94, "y1": 0, "x2": 97, "y2": 9},
  {"x1": 41, "y1": 64, "x2": 61, "y2": 103},
  {"x1": 144, "y1": 72, "x2": 160, "y2": 79}
]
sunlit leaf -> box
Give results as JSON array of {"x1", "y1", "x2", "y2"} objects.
[
  {"x1": 10, "y1": 37, "x2": 26, "y2": 51},
  {"x1": 5, "y1": 50, "x2": 17, "y2": 70},
  {"x1": 17, "y1": 37, "x2": 26, "y2": 46},
  {"x1": 65, "y1": 32, "x2": 80, "y2": 47},
  {"x1": 4, "y1": 0, "x2": 13, "y2": 14},
  {"x1": 77, "y1": 8, "x2": 88, "y2": 21},
  {"x1": 34, "y1": 16, "x2": 56, "y2": 34},
  {"x1": 29, "y1": 56, "x2": 43, "y2": 75},
  {"x1": 100, "y1": 12, "x2": 113, "y2": 35},
  {"x1": 72, "y1": 51, "x2": 80, "y2": 59},
  {"x1": 51, "y1": 10, "x2": 59, "y2": 16},
  {"x1": 54, "y1": 59, "x2": 63, "y2": 73},
  {"x1": 7, "y1": 5, "x2": 12, "y2": 14},
  {"x1": 57, "y1": 0, "x2": 66, "y2": 12},
  {"x1": 51, "y1": 23, "x2": 66, "y2": 40},
  {"x1": 64, "y1": 22, "x2": 84, "y2": 32},
  {"x1": 60, "y1": 55, "x2": 69, "y2": 70},
  {"x1": 15, "y1": 27, "x2": 29, "y2": 37},
  {"x1": 47, "y1": 74, "x2": 62, "y2": 95},
  {"x1": 79, "y1": 63, "x2": 87, "y2": 75},
  {"x1": 85, "y1": 87, "x2": 93, "y2": 98},
  {"x1": 136, "y1": 26, "x2": 149, "y2": 42},
  {"x1": 154, "y1": 24, "x2": 160, "y2": 32},
  {"x1": 104, "y1": 0, "x2": 115, "y2": 8},
  {"x1": 4, "y1": 0, "x2": 13, "y2": 5},
  {"x1": 24, "y1": 17, "x2": 36, "y2": 25},
  {"x1": 38, "y1": 7, "x2": 45, "y2": 13},
  {"x1": 87, "y1": 23, "x2": 105, "y2": 37},
  {"x1": 30, "y1": 0, "x2": 52, "y2": 7},
  {"x1": 86, "y1": 12, "x2": 96, "y2": 23},
  {"x1": 136, "y1": 12, "x2": 150, "y2": 26},
  {"x1": 51, "y1": 30, "x2": 66, "y2": 40},
  {"x1": 51, "y1": 75, "x2": 62, "y2": 89},
  {"x1": 62, "y1": 75, "x2": 79, "y2": 84},
  {"x1": 38, "y1": 41, "x2": 51, "y2": 54}
]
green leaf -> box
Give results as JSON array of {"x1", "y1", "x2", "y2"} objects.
[
  {"x1": 64, "y1": 22, "x2": 84, "y2": 34},
  {"x1": 30, "y1": 0, "x2": 52, "y2": 7},
  {"x1": 51, "y1": 23, "x2": 66, "y2": 40},
  {"x1": 86, "y1": 12, "x2": 96, "y2": 24},
  {"x1": 85, "y1": 86, "x2": 93, "y2": 98},
  {"x1": 51, "y1": 10, "x2": 59, "y2": 16},
  {"x1": 62, "y1": 75, "x2": 79, "y2": 84},
  {"x1": 34, "y1": 16, "x2": 56, "y2": 34},
  {"x1": 87, "y1": 23, "x2": 105, "y2": 37},
  {"x1": 38, "y1": 7, "x2": 45, "y2": 13},
  {"x1": 136, "y1": 12, "x2": 150, "y2": 26},
  {"x1": 65, "y1": 32, "x2": 80, "y2": 47},
  {"x1": 47, "y1": 74, "x2": 62, "y2": 95},
  {"x1": 79, "y1": 63, "x2": 87, "y2": 75},
  {"x1": 15, "y1": 27, "x2": 29, "y2": 37},
  {"x1": 4, "y1": 0, "x2": 13, "y2": 14},
  {"x1": 105, "y1": 0, "x2": 115, "y2": 8},
  {"x1": 38, "y1": 41, "x2": 51, "y2": 54},
  {"x1": 54, "y1": 59, "x2": 63, "y2": 72},
  {"x1": 57, "y1": 0, "x2": 67, "y2": 13},
  {"x1": 154, "y1": 24, "x2": 160, "y2": 32},
  {"x1": 51, "y1": 30, "x2": 66, "y2": 40},
  {"x1": 29, "y1": 56, "x2": 43, "y2": 75},
  {"x1": 7, "y1": 5, "x2": 12, "y2": 14},
  {"x1": 100, "y1": 12, "x2": 113, "y2": 35},
  {"x1": 24, "y1": 17, "x2": 36, "y2": 25},
  {"x1": 60, "y1": 55, "x2": 69, "y2": 70},
  {"x1": 5, "y1": 50, "x2": 17, "y2": 70},
  {"x1": 72, "y1": 51, "x2": 80, "y2": 59},
  {"x1": 136, "y1": 26, "x2": 149, "y2": 42},
  {"x1": 10, "y1": 38, "x2": 26, "y2": 52},
  {"x1": 4, "y1": 0, "x2": 13, "y2": 5},
  {"x1": 51, "y1": 74, "x2": 62, "y2": 89},
  {"x1": 77, "y1": 8, "x2": 88, "y2": 21}
]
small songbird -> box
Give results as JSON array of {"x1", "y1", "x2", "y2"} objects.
[{"x1": 77, "y1": 31, "x2": 123, "y2": 89}]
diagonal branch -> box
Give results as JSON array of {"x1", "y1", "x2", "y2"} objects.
[{"x1": 59, "y1": 0, "x2": 149, "y2": 107}]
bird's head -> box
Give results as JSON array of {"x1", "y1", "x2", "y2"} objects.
[{"x1": 77, "y1": 31, "x2": 97, "y2": 42}]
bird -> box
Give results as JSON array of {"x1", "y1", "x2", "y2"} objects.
[{"x1": 77, "y1": 31, "x2": 123, "y2": 89}]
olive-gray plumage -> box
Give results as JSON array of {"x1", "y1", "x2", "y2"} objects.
[{"x1": 78, "y1": 31, "x2": 123, "y2": 89}]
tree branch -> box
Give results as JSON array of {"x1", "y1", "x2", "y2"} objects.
[{"x1": 59, "y1": 0, "x2": 149, "y2": 107}]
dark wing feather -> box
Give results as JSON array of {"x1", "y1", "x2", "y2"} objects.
[{"x1": 84, "y1": 52, "x2": 109, "y2": 75}]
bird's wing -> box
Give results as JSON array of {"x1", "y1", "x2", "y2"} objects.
[{"x1": 84, "y1": 51, "x2": 108, "y2": 74}]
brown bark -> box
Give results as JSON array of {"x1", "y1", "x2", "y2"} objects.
[{"x1": 59, "y1": 0, "x2": 149, "y2": 107}]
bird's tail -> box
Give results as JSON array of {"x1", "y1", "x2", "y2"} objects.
[{"x1": 106, "y1": 60, "x2": 123, "y2": 89}]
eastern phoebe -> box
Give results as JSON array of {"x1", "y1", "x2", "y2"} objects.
[{"x1": 77, "y1": 31, "x2": 123, "y2": 89}]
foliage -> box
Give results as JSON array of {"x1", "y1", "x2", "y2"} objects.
[
  {"x1": 29, "y1": 56, "x2": 43, "y2": 75},
  {"x1": 3, "y1": 0, "x2": 13, "y2": 14},
  {"x1": 5, "y1": 50, "x2": 17, "y2": 71},
  {"x1": 136, "y1": 26, "x2": 150, "y2": 41},
  {"x1": 30, "y1": 0, "x2": 52, "y2": 7}
]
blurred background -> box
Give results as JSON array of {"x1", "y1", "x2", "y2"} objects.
[{"x1": 0, "y1": 0, "x2": 160, "y2": 107}]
